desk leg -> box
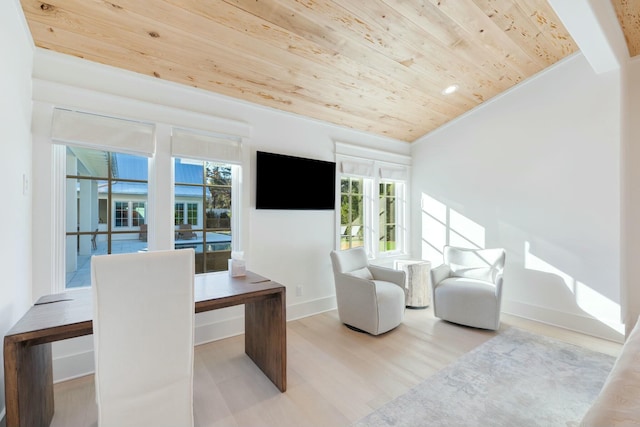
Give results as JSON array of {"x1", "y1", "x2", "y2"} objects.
[
  {"x1": 4, "y1": 340, "x2": 54, "y2": 427},
  {"x1": 244, "y1": 291, "x2": 286, "y2": 392}
]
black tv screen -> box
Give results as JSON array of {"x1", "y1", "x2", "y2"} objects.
[{"x1": 256, "y1": 151, "x2": 336, "y2": 210}]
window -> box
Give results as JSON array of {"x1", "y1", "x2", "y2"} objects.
[
  {"x1": 132, "y1": 202, "x2": 145, "y2": 226},
  {"x1": 115, "y1": 201, "x2": 129, "y2": 227},
  {"x1": 379, "y1": 181, "x2": 398, "y2": 253},
  {"x1": 175, "y1": 203, "x2": 199, "y2": 226},
  {"x1": 340, "y1": 177, "x2": 364, "y2": 249},
  {"x1": 174, "y1": 203, "x2": 185, "y2": 225},
  {"x1": 339, "y1": 176, "x2": 405, "y2": 256},
  {"x1": 42, "y1": 109, "x2": 247, "y2": 294},
  {"x1": 336, "y1": 146, "x2": 408, "y2": 258},
  {"x1": 174, "y1": 158, "x2": 234, "y2": 274},
  {"x1": 64, "y1": 146, "x2": 149, "y2": 289},
  {"x1": 114, "y1": 201, "x2": 147, "y2": 228},
  {"x1": 186, "y1": 203, "x2": 198, "y2": 225}
]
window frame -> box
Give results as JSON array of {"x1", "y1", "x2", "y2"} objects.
[
  {"x1": 186, "y1": 202, "x2": 198, "y2": 226},
  {"x1": 114, "y1": 200, "x2": 129, "y2": 228},
  {"x1": 113, "y1": 200, "x2": 148, "y2": 229},
  {"x1": 46, "y1": 112, "x2": 246, "y2": 293},
  {"x1": 339, "y1": 176, "x2": 366, "y2": 250},
  {"x1": 377, "y1": 178, "x2": 406, "y2": 256},
  {"x1": 33, "y1": 98, "x2": 250, "y2": 298},
  {"x1": 63, "y1": 146, "x2": 150, "y2": 289},
  {"x1": 336, "y1": 155, "x2": 408, "y2": 259},
  {"x1": 173, "y1": 157, "x2": 239, "y2": 274},
  {"x1": 60, "y1": 147, "x2": 243, "y2": 289}
]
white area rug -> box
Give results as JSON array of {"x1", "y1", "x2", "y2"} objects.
[{"x1": 354, "y1": 327, "x2": 615, "y2": 427}]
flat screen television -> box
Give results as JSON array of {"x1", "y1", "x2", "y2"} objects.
[{"x1": 256, "y1": 151, "x2": 336, "y2": 210}]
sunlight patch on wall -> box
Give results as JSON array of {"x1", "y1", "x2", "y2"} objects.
[
  {"x1": 449, "y1": 209, "x2": 485, "y2": 248},
  {"x1": 524, "y1": 241, "x2": 623, "y2": 334},
  {"x1": 421, "y1": 193, "x2": 447, "y2": 261},
  {"x1": 421, "y1": 193, "x2": 486, "y2": 263}
]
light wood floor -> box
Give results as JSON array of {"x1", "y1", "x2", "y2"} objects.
[{"x1": 50, "y1": 308, "x2": 622, "y2": 427}]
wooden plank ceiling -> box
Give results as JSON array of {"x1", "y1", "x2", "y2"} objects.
[{"x1": 19, "y1": 0, "x2": 640, "y2": 142}]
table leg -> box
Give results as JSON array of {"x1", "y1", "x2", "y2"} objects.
[
  {"x1": 4, "y1": 339, "x2": 54, "y2": 427},
  {"x1": 244, "y1": 291, "x2": 287, "y2": 392}
]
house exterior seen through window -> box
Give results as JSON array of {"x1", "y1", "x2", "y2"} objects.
[
  {"x1": 64, "y1": 147, "x2": 236, "y2": 288},
  {"x1": 65, "y1": 146, "x2": 149, "y2": 288},
  {"x1": 174, "y1": 158, "x2": 233, "y2": 274}
]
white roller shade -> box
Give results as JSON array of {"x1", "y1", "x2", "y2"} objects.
[
  {"x1": 171, "y1": 128, "x2": 242, "y2": 164},
  {"x1": 341, "y1": 159, "x2": 375, "y2": 178},
  {"x1": 335, "y1": 140, "x2": 410, "y2": 180},
  {"x1": 51, "y1": 108, "x2": 155, "y2": 156},
  {"x1": 380, "y1": 165, "x2": 408, "y2": 181},
  {"x1": 334, "y1": 141, "x2": 411, "y2": 166}
]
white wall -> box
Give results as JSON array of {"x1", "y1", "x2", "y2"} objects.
[
  {"x1": 411, "y1": 53, "x2": 623, "y2": 342},
  {"x1": 30, "y1": 49, "x2": 410, "y2": 381},
  {"x1": 0, "y1": 0, "x2": 33, "y2": 419}
]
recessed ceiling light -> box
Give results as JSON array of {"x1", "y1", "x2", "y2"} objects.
[{"x1": 442, "y1": 84, "x2": 459, "y2": 95}]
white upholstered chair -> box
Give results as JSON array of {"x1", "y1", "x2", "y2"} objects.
[
  {"x1": 330, "y1": 247, "x2": 406, "y2": 335},
  {"x1": 91, "y1": 249, "x2": 195, "y2": 427},
  {"x1": 430, "y1": 245, "x2": 506, "y2": 331}
]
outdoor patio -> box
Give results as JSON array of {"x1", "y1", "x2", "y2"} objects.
[
  {"x1": 66, "y1": 239, "x2": 148, "y2": 288},
  {"x1": 66, "y1": 233, "x2": 231, "y2": 288}
]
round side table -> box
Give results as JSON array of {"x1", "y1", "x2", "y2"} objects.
[{"x1": 394, "y1": 260, "x2": 431, "y2": 309}]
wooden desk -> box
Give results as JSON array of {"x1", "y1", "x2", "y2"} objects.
[{"x1": 4, "y1": 271, "x2": 286, "y2": 427}]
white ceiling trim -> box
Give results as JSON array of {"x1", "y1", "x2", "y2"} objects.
[{"x1": 549, "y1": 0, "x2": 628, "y2": 74}]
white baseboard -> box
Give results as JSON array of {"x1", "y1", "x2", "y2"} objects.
[
  {"x1": 194, "y1": 314, "x2": 245, "y2": 346},
  {"x1": 503, "y1": 298, "x2": 624, "y2": 343},
  {"x1": 287, "y1": 295, "x2": 337, "y2": 321},
  {"x1": 53, "y1": 349, "x2": 95, "y2": 383},
  {"x1": 52, "y1": 296, "x2": 338, "y2": 383},
  {"x1": 1, "y1": 407, "x2": 6, "y2": 427}
]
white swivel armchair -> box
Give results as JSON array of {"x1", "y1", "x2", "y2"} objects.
[
  {"x1": 330, "y1": 247, "x2": 406, "y2": 335},
  {"x1": 91, "y1": 249, "x2": 195, "y2": 427},
  {"x1": 430, "y1": 245, "x2": 506, "y2": 331}
]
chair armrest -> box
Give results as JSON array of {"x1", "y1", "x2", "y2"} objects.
[
  {"x1": 368, "y1": 265, "x2": 406, "y2": 289},
  {"x1": 494, "y1": 272, "x2": 504, "y2": 298},
  {"x1": 494, "y1": 271, "x2": 503, "y2": 285},
  {"x1": 334, "y1": 273, "x2": 378, "y2": 307},
  {"x1": 430, "y1": 264, "x2": 451, "y2": 287}
]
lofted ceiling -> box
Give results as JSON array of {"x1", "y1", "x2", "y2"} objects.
[{"x1": 19, "y1": 0, "x2": 640, "y2": 142}]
